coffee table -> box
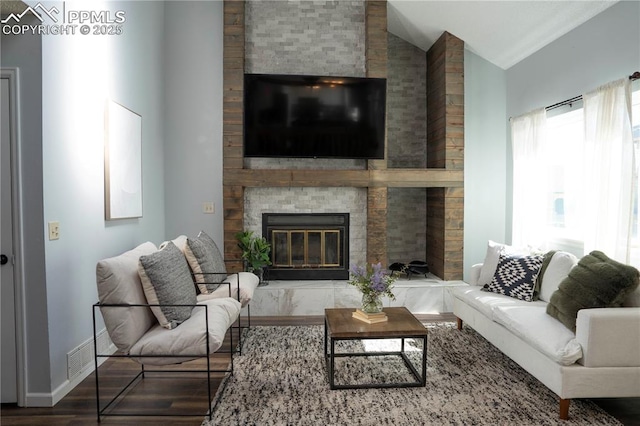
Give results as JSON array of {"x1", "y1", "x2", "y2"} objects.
[{"x1": 324, "y1": 307, "x2": 427, "y2": 389}]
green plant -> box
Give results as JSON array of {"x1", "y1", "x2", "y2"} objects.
[{"x1": 235, "y1": 230, "x2": 272, "y2": 272}]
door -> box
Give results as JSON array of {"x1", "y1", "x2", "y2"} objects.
[{"x1": 1, "y1": 74, "x2": 18, "y2": 403}]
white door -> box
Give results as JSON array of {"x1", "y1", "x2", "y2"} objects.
[{"x1": 1, "y1": 75, "x2": 18, "y2": 403}]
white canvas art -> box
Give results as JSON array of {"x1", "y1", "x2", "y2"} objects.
[{"x1": 105, "y1": 100, "x2": 142, "y2": 220}]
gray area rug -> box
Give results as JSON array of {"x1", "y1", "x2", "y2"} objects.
[{"x1": 203, "y1": 323, "x2": 621, "y2": 425}]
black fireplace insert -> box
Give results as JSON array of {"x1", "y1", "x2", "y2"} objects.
[{"x1": 262, "y1": 213, "x2": 349, "y2": 280}]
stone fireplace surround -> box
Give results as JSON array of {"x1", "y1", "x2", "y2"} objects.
[
  {"x1": 244, "y1": 186, "x2": 367, "y2": 271},
  {"x1": 223, "y1": 1, "x2": 465, "y2": 282}
]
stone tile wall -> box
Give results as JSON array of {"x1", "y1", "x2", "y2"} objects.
[
  {"x1": 244, "y1": 187, "x2": 367, "y2": 266},
  {"x1": 387, "y1": 187, "x2": 427, "y2": 265},
  {"x1": 244, "y1": 0, "x2": 368, "y2": 268},
  {"x1": 245, "y1": 0, "x2": 366, "y2": 77},
  {"x1": 386, "y1": 34, "x2": 428, "y2": 265},
  {"x1": 243, "y1": 1, "x2": 429, "y2": 271}
]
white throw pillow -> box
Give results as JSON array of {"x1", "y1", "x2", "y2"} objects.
[
  {"x1": 539, "y1": 251, "x2": 578, "y2": 302},
  {"x1": 159, "y1": 235, "x2": 187, "y2": 251},
  {"x1": 96, "y1": 241, "x2": 158, "y2": 353},
  {"x1": 477, "y1": 240, "x2": 530, "y2": 286}
]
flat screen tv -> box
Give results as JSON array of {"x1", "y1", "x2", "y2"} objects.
[{"x1": 244, "y1": 73, "x2": 386, "y2": 159}]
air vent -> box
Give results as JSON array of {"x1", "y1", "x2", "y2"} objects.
[{"x1": 67, "y1": 330, "x2": 114, "y2": 380}]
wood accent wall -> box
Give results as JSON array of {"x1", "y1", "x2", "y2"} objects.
[
  {"x1": 222, "y1": 1, "x2": 464, "y2": 279},
  {"x1": 223, "y1": 0, "x2": 245, "y2": 272},
  {"x1": 426, "y1": 32, "x2": 464, "y2": 280},
  {"x1": 365, "y1": 1, "x2": 388, "y2": 266}
]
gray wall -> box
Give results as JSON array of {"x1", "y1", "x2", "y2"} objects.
[
  {"x1": 163, "y1": 1, "x2": 225, "y2": 242},
  {"x1": 463, "y1": 50, "x2": 507, "y2": 277},
  {"x1": 40, "y1": 1, "x2": 166, "y2": 401},
  {"x1": 505, "y1": 1, "x2": 640, "y2": 242}
]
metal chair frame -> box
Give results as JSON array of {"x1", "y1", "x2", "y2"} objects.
[
  {"x1": 92, "y1": 302, "x2": 234, "y2": 422},
  {"x1": 193, "y1": 271, "x2": 253, "y2": 354}
]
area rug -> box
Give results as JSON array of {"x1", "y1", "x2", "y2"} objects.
[{"x1": 203, "y1": 323, "x2": 621, "y2": 425}]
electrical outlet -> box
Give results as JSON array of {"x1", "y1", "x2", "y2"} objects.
[
  {"x1": 48, "y1": 221, "x2": 60, "y2": 240},
  {"x1": 202, "y1": 202, "x2": 215, "y2": 214}
]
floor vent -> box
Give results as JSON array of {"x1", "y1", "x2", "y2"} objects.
[{"x1": 67, "y1": 330, "x2": 114, "y2": 380}]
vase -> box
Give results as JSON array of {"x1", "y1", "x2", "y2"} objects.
[{"x1": 361, "y1": 293, "x2": 383, "y2": 314}]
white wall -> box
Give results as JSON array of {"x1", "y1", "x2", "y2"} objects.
[
  {"x1": 40, "y1": 0, "x2": 166, "y2": 403},
  {"x1": 505, "y1": 1, "x2": 640, "y2": 242},
  {"x1": 163, "y1": 1, "x2": 225, "y2": 243},
  {"x1": 463, "y1": 50, "x2": 507, "y2": 279}
]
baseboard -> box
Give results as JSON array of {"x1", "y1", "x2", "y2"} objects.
[
  {"x1": 52, "y1": 344, "x2": 116, "y2": 406},
  {"x1": 24, "y1": 335, "x2": 116, "y2": 407}
]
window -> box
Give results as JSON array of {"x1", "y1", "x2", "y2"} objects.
[
  {"x1": 541, "y1": 83, "x2": 639, "y2": 258},
  {"x1": 631, "y1": 87, "x2": 640, "y2": 264},
  {"x1": 544, "y1": 106, "x2": 584, "y2": 244}
]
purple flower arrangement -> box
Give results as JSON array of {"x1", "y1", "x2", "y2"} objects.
[{"x1": 348, "y1": 262, "x2": 396, "y2": 300}]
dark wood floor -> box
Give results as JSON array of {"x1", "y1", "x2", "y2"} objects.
[{"x1": 1, "y1": 315, "x2": 639, "y2": 425}]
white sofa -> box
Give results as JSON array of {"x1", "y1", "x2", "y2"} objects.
[{"x1": 451, "y1": 250, "x2": 640, "y2": 420}]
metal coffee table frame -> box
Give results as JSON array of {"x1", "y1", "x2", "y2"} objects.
[{"x1": 324, "y1": 307, "x2": 427, "y2": 390}]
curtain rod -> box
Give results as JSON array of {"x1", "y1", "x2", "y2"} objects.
[{"x1": 545, "y1": 71, "x2": 639, "y2": 112}]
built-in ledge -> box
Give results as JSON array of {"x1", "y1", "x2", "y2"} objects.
[{"x1": 247, "y1": 277, "x2": 468, "y2": 316}]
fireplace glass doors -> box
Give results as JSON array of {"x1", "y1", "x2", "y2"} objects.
[{"x1": 262, "y1": 213, "x2": 349, "y2": 280}]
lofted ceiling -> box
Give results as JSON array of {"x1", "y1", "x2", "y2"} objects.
[
  {"x1": 2, "y1": 1, "x2": 619, "y2": 70},
  {"x1": 387, "y1": 0, "x2": 619, "y2": 69}
]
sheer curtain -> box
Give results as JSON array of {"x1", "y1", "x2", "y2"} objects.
[
  {"x1": 582, "y1": 78, "x2": 634, "y2": 262},
  {"x1": 511, "y1": 108, "x2": 548, "y2": 249}
]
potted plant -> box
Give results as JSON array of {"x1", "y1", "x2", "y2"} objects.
[{"x1": 235, "y1": 230, "x2": 272, "y2": 284}]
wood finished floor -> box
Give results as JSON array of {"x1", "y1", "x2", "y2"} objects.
[{"x1": 1, "y1": 315, "x2": 639, "y2": 425}]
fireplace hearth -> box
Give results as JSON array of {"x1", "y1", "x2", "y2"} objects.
[{"x1": 262, "y1": 213, "x2": 349, "y2": 280}]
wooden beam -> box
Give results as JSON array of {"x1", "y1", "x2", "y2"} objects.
[{"x1": 223, "y1": 168, "x2": 463, "y2": 188}]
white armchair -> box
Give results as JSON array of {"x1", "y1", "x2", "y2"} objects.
[{"x1": 94, "y1": 241, "x2": 240, "y2": 421}]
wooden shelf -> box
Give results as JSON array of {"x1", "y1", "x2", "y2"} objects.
[{"x1": 223, "y1": 168, "x2": 463, "y2": 188}]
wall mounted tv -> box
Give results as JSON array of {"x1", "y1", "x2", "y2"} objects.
[{"x1": 244, "y1": 73, "x2": 387, "y2": 159}]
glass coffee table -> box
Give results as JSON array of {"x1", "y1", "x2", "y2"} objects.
[{"x1": 324, "y1": 307, "x2": 428, "y2": 389}]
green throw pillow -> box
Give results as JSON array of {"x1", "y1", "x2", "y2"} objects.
[{"x1": 546, "y1": 250, "x2": 639, "y2": 332}]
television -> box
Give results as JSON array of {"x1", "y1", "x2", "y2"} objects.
[{"x1": 244, "y1": 73, "x2": 387, "y2": 159}]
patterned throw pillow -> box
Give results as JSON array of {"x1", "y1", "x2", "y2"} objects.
[
  {"x1": 185, "y1": 231, "x2": 227, "y2": 294},
  {"x1": 486, "y1": 253, "x2": 544, "y2": 302}
]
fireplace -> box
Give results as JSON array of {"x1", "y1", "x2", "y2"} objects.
[{"x1": 262, "y1": 213, "x2": 349, "y2": 280}]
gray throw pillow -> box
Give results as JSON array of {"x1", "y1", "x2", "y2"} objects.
[
  {"x1": 546, "y1": 250, "x2": 640, "y2": 332},
  {"x1": 185, "y1": 231, "x2": 227, "y2": 294},
  {"x1": 138, "y1": 242, "x2": 197, "y2": 329}
]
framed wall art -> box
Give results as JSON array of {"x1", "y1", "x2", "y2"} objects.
[{"x1": 104, "y1": 100, "x2": 142, "y2": 220}]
